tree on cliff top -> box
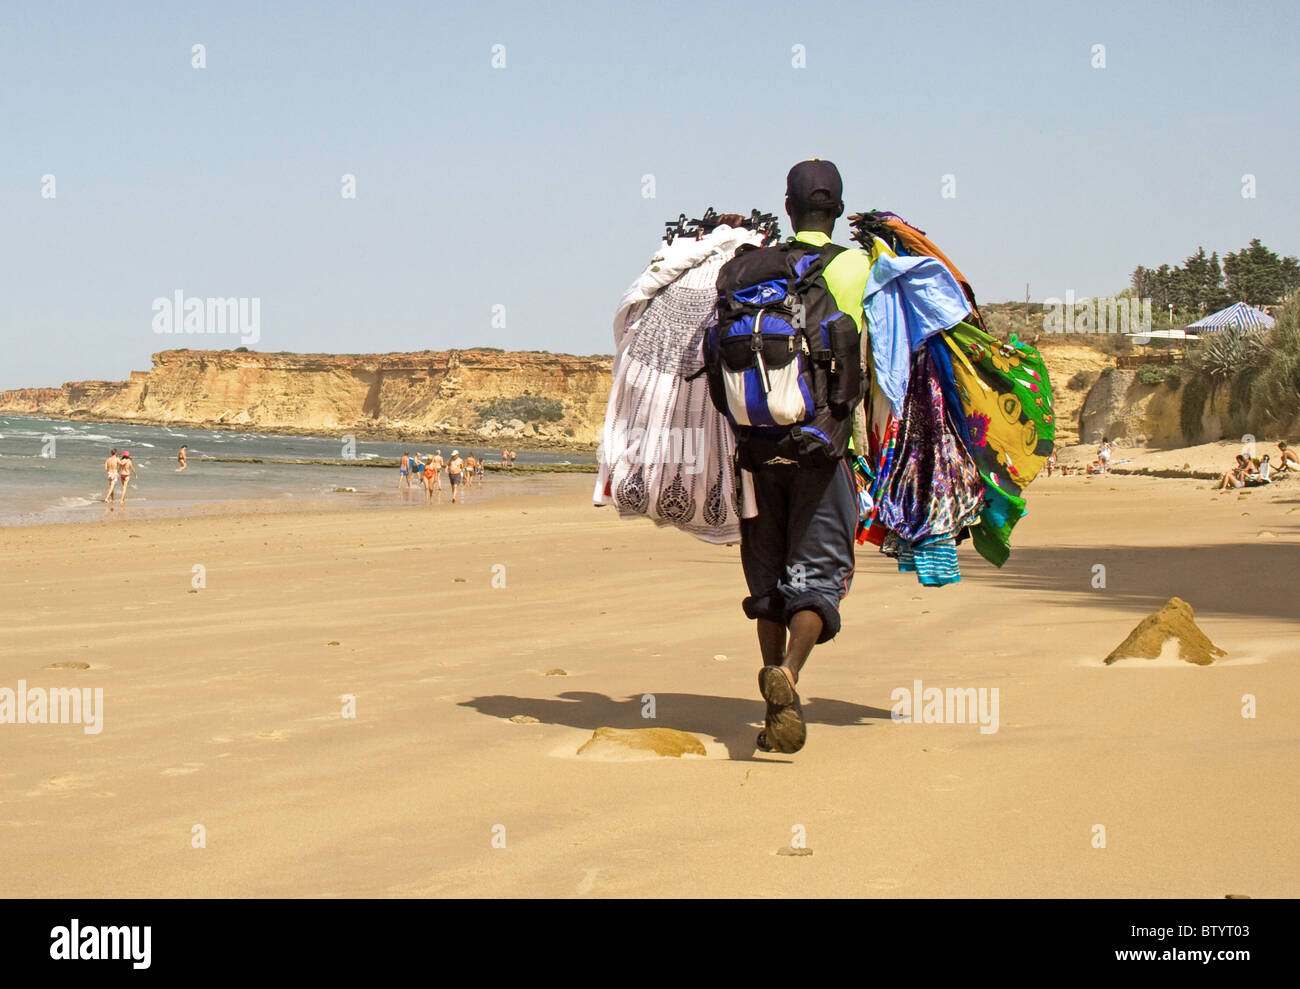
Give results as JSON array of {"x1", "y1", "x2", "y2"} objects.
[{"x1": 1131, "y1": 237, "x2": 1298, "y2": 316}]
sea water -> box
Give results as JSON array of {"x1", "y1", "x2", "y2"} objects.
[{"x1": 0, "y1": 416, "x2": 594, "y2": 526}]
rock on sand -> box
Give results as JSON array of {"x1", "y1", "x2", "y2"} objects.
[
  {"x1": 576, "y1": 726, "x2": 706, "y2": 760},
  {"x1": 1104, "y1": 596, "x2": 1227, "y2": 666}
]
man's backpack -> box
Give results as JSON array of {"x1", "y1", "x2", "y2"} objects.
[{"x1": 703, "y1": 240, "x2": 863, "y2": 470}]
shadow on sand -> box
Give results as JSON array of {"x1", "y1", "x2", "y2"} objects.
[
  {"x1": 460, "y1": 690, "x2": 892, "y2": 762},
  {"x1": 958, "y1": 537, "x2": 1300, "y2": 624}
]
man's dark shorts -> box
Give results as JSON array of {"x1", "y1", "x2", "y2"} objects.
[{"x1": 739, "y1": 457, "x2": 857, "y2": 644}]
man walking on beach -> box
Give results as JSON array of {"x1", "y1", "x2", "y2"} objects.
[
  {"x1": 718, "y1": 160, "x2": 872, "y2": 754},
  {"x1": 448, "y1": 450, "x2": 463, "y2": 503}
]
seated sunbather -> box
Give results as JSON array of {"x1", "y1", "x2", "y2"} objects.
[
  {"x1": 1275, "y1": 441, "x2": 1299, "y2": 473},
  {"x1": 1245, "y1": 455, "x2": 1272, "y2": 486},
  {"x1": 1218, "y1": 455, "x2": 1250, "y2": 491}
]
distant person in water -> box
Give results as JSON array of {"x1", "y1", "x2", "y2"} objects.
[
  {"x1": 463, "y1": 454, "x2": 477, "y2": 489},
  {"x1": 176, "y1": 445, "x2": 188, "y2": 472},
  {"x1": 398, "y1": 451, "x2": 411, "y2": 490},
  {"x1": 501, "y1": 449, "x2": 509, "y2": 467},
  {"x1": 448, "y1": 450, "x2": 463, "y2": 503},
  {"x1": 508, "y1": 449, "x2": 517, "y2": 467},
  {"x1": 117, "y1": 451, "x2": 138, "y2": 503},
  {"x1": 421, "y1": 456, "x2": 438, "y2": 502},
  {"x1": 104, "y1": 449, "x2": 120, "y2": 503},
  {"x1": 431, "y1": 450, "x2": 445, "y2": 489}
]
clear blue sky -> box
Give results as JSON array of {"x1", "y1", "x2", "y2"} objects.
[{"x1": 3, "y1": 0, "x2": 1297, "y2": 389}]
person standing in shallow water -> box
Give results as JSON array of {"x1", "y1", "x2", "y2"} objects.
[
  {"x1": 104, "y1": 449, "x2": 120, "y2": 503},
  {"x1": 117, "y1": 451, "x2": 138, "y2": 503},
  {"x1": 447, "y1": 450, "x2": 464, "y2": 503},
  {"x1": 176, "y1": 445, "x2": 188, "y2": 472}
]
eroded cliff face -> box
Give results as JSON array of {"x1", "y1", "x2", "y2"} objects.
[
  {"x1": 0, "y1": 387, "x2": 61, "y2": 412},
  {"x1": 0, "y1": 350, "x2": 613, "y2": 449},
  {"x1": 1078, "y1": 369, "x2": 1230, "y2": 446}
]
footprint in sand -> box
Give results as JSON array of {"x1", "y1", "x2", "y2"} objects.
[
  {"x1": 161, "y1": 763, "x2": 204, "y2": 776},
  {"x1": 44, "y1": 661, "x2": 91, "y2": 671},
  {"x1": 27, "y1": 774, "x2": 93, "y2": 797},
  {"x1": 256, "y1": 729, "x2": 287, "y2": 741}
]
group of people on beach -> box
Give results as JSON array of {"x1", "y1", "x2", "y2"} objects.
[
  {"x1": 397, "y1": 449, "x2": 487, "y2": 503},
  {"x1": 1043, "y1": 438, "x2": 1113, "y2": 477},
  {"x1": 101, "y1": 441, "x2": 511, "y2": 509},
  {"x1": 101, "y1": 445, "x2": 188, "y2": 504},
  {"x1": 1217, "y1": 440, "x2": 1298, "y2": 491}
]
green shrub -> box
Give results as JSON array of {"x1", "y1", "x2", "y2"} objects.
[
  {"x1": 1245, "y1": 294, "x2": 1300, "y2": 429},
  {"x1": 1136, "y1": 364, "x2": 1165, "y2": 386},
  {"x1": 1179, "y1": 373, "x2": 1211, "y2": 443},
  {"x1": 1136, "y1": 364, "x2": 1182, "y2": 388},
  {"x1": 1197, "y1": 327, "x2": 1265, "y2": 386},
  {"x1": 1226, "y1": 365, "x2": 1263, "y2": 436}
]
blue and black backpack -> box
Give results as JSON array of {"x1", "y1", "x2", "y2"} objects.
[{"x1": 704, "y1": 240, "x2": 863, "y2": 470}]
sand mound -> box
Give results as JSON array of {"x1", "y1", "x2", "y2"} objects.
[
  {"x1": 1104, "y1": 597, "x2": 1226, "y2": 666},
  {"x1": 576, "y1": 727, "x2": 706, "y2": 760}
]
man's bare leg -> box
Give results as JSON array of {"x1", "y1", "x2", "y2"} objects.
[
  {"x1": 757, "y1": 618, "x2": 785, "y2": 668},
  {"x1": 782, "y1": 610, "x2": 823, "y2": 683},
  {"x1": 756, "y1": 610, "x2": 822, "y2": 753},
  {"x1": 757, "y1": 610, "x2": 822, "y2": 688}
]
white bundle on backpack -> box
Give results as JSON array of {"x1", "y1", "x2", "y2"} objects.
[{"x1": 594, "y1": 225, "x2": 762, "y2": 542}]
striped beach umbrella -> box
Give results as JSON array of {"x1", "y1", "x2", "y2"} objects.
[{"x1": 1188, "y1": 301, "x2": 1275, "y2": 332}]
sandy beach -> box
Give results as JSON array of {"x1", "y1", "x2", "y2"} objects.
[{"x1": 1, "y1": 471, "x2": 1296, "y2": 898}]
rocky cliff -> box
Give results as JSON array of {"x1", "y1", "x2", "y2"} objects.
[
  {"x1": 1078, "y1": 368, "x2": 1230, "y2": 446},
  {"x1": 0, "y1": 350, "x2": 614, "y2": 450}
]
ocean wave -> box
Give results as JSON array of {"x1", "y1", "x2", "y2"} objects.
[{"x1": 58, "y1": 496, "x2": 99, "y2": 508}]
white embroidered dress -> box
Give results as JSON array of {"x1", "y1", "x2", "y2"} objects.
[{"x1": 593, "y1": 225, "x2": 762, "y2": 543}]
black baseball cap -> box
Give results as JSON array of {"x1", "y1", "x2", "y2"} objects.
[{"x1": 786, "y1": 159, "x2": 843, "y2": 209}]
